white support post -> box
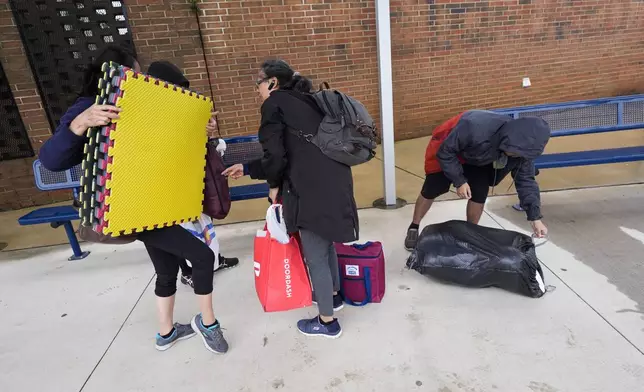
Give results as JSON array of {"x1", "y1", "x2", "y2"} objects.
[{"x1": 374, "y1": 0, "x2": 404, "y2": 209}]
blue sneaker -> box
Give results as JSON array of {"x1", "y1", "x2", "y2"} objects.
[
  {"x1": 155, "y1": 323, "x2": 196, "y2": 351},
  {"x1": 297, "y1": 316, "x2": 342, "y2": 339},
  {"x1": 191, "y1": 314, "x2": 229, "y2": 354}
]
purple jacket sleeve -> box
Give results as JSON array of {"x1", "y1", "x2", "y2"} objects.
[{"x1": 39, "y1": 97, "x2": 94, "y2": 172}]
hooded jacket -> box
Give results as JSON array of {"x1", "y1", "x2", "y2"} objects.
[{"x1": 434, "y1": 110, "x2": 551, "y2": 221}]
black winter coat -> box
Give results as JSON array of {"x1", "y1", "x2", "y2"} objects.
[
  {"x1": 436, "y1": 110, "x2": 551, "y2": 221},
  {"x1": 247, "y1": 90, "x2": 359, "y2": 243}
]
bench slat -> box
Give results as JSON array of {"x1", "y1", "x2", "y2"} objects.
[
  {"x1": 18, "y1": 206, "x2": 79, "y2": 226},
  {"x1": 550, "y1": 123, "x2": 644, "y2": 138},
  {"x1": 230, "y1": 183, "x2": 269, "y2": 201},
  {"x1": 535, "y1": 146, "x2": 644, "y2": 169}
]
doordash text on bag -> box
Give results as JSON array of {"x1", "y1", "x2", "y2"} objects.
[{"x1": 284, "y1": 257, "x2": 292, "y2": 298}]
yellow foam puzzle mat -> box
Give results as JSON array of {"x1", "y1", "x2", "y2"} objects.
[{"x1": 79, "y1": 62, "x2": 212, "y2": 236}]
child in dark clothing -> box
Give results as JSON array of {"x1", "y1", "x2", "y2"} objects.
[{"x1": 146, "y1": 61, "x2": 239, "y2": 287}]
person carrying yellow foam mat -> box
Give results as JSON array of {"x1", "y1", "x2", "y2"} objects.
[{"x1": 39, "y1": 47, "x2": 229, "y2": 355}]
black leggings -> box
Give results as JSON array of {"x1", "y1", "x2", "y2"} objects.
[{"x1": 138, "y1": 225, "x2": 215, "y2": 297}]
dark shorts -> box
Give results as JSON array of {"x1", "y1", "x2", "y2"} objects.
[{"x1": 421, "y1": 164, "x2": 509, "y2": 204}]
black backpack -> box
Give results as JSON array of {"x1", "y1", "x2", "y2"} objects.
[{"x1": 290, "y1": 82, "x2": 378, "y2": 166}]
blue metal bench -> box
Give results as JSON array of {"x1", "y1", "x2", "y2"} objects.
[
  {"x1": 534, "y1": 146, "x2": 644, "y2": 169},
  {"x1": 229, "y1": 183, "x2": 269, "y2": 200},
  {"x1": 493, "y1": 95, "x2": 644, "y2": 168},
  {"x1": 18, "y1": 160, "x2": 89, "y2": 261},
  {"x1": 493, "y1": 95, "x2": 644, "y2": 212},
  {"x1": 18, "y1": 136, "x2": 269, "y2": 260},
  {"x1": 227, "y1": 96, "x2": 644, "y2": 188}
]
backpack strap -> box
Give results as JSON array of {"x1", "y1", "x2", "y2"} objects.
[
  {"x1": 315, "y1": 90, "x2": 342, "y2": 118},
  {"x1": 285, "y1": 126, "x2": 314, "y2": 142},
  {"x1": 336, "y1": 91, "x2": 359, "y2": 125},
  {"x1": 280, "y1": 92, "x2": 320, "y2": 142}
]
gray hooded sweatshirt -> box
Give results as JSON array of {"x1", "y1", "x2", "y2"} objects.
[{"x1": 436, "y1": 110, "x2": 551, "y2": 221}]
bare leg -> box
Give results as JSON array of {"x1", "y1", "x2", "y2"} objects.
[
  {"x1": 466, "y1": 201, "x2": 485, "y2": 224},
  {"x1": 412, "y1": 194, "x2": 434, "y2": 225},
  {"x1": 156, "y1": 294, "x2": 176, "y2": 335},
  {"x1": 197, "y1": 293, "x2": 216, "y2": 325}
]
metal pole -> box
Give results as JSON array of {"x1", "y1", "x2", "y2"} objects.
[{"x1": 373, "y1": 0, "x2": 406, "y2": 209}]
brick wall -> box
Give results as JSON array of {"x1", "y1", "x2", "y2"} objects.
[
  {"x1": 390, "y1": 0, "x2": 644, "y2": 138},
  {"x1": 0, "y1": 1, "x2": 73, "y2": 210},
  {"x1": 192, "y1": 0, "x2": 380, "y2": 136},
  {"x1": 1, "y1": 0, "x2": 644, "y2": 211}
]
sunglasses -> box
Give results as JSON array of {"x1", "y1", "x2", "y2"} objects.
[{"x1": 256, "y1": 77, "x2": 269, "y2": 86}]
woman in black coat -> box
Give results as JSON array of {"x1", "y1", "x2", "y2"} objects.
[{"x1": 225, "y1": 59, "x2": 359, "y2": 338}]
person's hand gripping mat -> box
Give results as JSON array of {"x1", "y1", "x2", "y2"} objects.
[
  {"x1": 406, "y1": 220, "x2": 547, "y2": 298},
  {"x1": 253, "y1": 204, "x2": 312, "y2": 312},
  {"x1": 97, "y1": 66, "x2": 212, "y2": 236}
]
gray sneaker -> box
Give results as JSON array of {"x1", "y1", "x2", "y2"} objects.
[
  {"x1": 404, "y1": 228, "x2": 419, "y2": 251},
  {"x1": 155, "y1": 322, "x2": 196, "y2": 351},
  {"x1": 191, "y1": 314, "x2": 229, "y2": 354}
]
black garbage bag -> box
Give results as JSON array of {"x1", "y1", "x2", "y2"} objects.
[{"x1": 406, "y1": 220, "x2": 546, "y2": 298}]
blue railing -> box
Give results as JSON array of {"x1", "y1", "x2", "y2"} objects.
[
  {"x1": 492, "y1": 94, "x2": 644, "y2": 137},
  {"x1": 491, "y1": 94, "x2": 644, "y2": 169}
]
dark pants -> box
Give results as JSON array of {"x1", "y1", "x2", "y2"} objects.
[
  {"x1": 138, "y1": 225, "x2": 215, "y2": 297},
  {"x1": 179, "y1": 255, "x2": 221, "y2": 276},
  {"x1": 422, "y1": 164, "x2": 511, "y2": 204}
]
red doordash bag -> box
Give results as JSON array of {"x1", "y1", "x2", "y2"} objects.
[{"x1": 253, "y1": 204, "x2": 312, "y2": 312}]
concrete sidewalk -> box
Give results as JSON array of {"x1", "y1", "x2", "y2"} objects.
[{"x1": 2, "y1": 187, "x2": 644, "y2": 392}]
